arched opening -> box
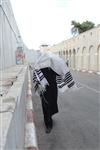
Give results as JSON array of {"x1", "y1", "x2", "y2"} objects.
[
  {"x1": 59, "y1": 51, "x2": 60, "y2": 56},
  {"x1": 66, "y1": 50, "x2": 68, "y2": 61},
  {"x1": 61, "y1": 50, "x2": 63, "y2": 58},
  {"x1": 82, "y1": 47, "x2": 86, "y2": 70},
  {"x1": 88, "y1": 45, "x2": 94, "y2": 71},
  {"x1": 77, "y1": 47, "x2": 84, "y2": 70},
  {"x1": 63, "y1": 50, "x2": 65, "y2": 60},
  {"x1": 76, "y1": 48, "x2": 80, "y2": 70},
  {"x1": 59, "y1": 51, "x2": 62, "y2": 57},
  {"x1": 73, "y1": 49, "x2": 76, "y2": 69}
]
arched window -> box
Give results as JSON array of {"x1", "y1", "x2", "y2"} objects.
[
  {"x1": 82, "y1": 47, "x2": 86, "y2": 70},
  {"x1": 69, "y1": 50, "x2": 72, "y2": 67},
  {"x1": 66, "y1": 50, "x2": 68, "y2": 59},
  {"x1": 88, "y1": 45, "x2": 94, "y2": 71},
  {"x1": 72, "y1": 49, "x2": 76, "y2": 69}
]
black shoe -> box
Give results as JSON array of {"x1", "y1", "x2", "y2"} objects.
[
  {"x1": 44, "y1": 116, "x2": 53, "y2": 133},
  {"x1": 45, "y1": 125, "x2": 52, "y2": 133}
]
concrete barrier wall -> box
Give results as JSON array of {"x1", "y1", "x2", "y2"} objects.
[
  {"x1": 0, "y1": 0, "x2": 27, "y2": 70},
  {"x1": 0, "y1": 0, "x2": 19, "y2": 70},
  {"x1": 4, "y1": 66, "x2": 28, "y2": 150}
]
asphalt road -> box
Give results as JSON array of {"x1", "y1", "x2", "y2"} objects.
[{"x1": 32, "y1": 71, "x2": 100, "y2": 150}]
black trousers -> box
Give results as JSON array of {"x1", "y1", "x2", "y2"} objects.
[{"x1": 40, "y1": 68, "x2": 58, "y2": 122}]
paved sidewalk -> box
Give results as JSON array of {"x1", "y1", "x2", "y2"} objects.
[
  {"x1": 0, "y1": 65, "x2": 27, "y2": 149},
  {"x1": 0, "y1": 65, "x2": 24, "y2": 96}
]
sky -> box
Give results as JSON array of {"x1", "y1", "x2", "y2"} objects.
[{"x1": 10, "y1": 0, "x2": 100, "y2": 50}]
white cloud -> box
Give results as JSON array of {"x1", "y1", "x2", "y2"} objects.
[{"x1": 10, "y1": 0, "x2": 100, "y2": 49}]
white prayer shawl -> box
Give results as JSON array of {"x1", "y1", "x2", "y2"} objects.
[{"x1": 32, "y1": 51, "x2": 77, "y2": 93}]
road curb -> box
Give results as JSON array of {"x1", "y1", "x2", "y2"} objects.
[{"x1": 25, "y1": 69, "x2": 38, "y2": 150}]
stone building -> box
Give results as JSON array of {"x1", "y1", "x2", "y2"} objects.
[{"x1": 48, "y1": 26, "x2": 100, "y2": 74}]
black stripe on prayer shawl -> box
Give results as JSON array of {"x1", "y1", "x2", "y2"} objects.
[
  {"x1": 56, "y1": 76, "x2": 62, "y2": 84},
  {"x1": 33, "y1": 74, "x2": 41, "y2": 91},
  {"x1": 34, "y1": 70, "x2": 44, "y2": 81},
  {"x1": 33, "y1": 73, "x2": 37, "y2": 83},
  {"x1": 39, "y1": 75, "x2": 44, "y2": 81},
  {"x1": 33, "y1": 77, "x2": 37, "y2": 82},
  {"x1": 63, "y1": 72, "x2": 73, "y2": 83},
  {"x1": 68, "y1": 81, "x2": 75, "y2": 88},
  {"x1": 64, "y1": 72, "x2": 73, "y2": 80},
  {"x1": 34, "y1": 83, "x2": 38, "y2": 91},
  {"x1": 64, "y1": 72, "x2": 73, "y2": 79},
  {"x1": 64, "y1": 76, "x2": 73, "y2": 84},
  {"x1": 66, "y1": 71, "x2": 71, "y2": 76},
  {"x1": 35, "y1": 69, "x2": 41, "y2": 73}
]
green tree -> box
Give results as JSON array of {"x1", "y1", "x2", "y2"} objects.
[{"x1": 71, "y1": 20, "x2": 95, "y2": 36}]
